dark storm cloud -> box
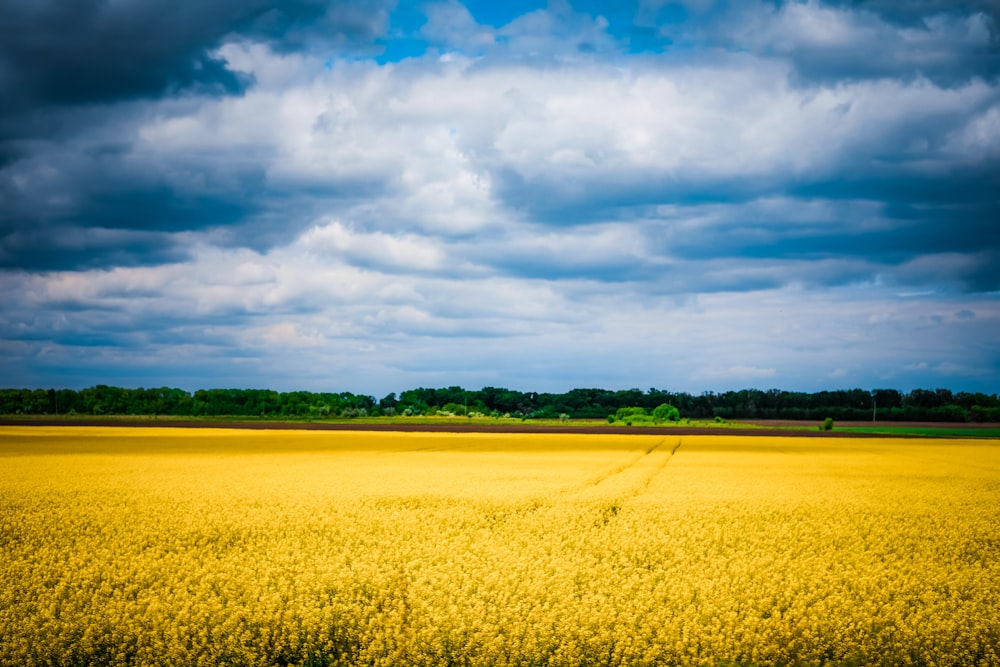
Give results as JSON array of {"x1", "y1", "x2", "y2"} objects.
[
  {"x1": 0, "y1": 0, "x2": 393, "y2": 177},
  {"x1": 0, "y1": 123, "x2": 271, "y2": 269},
  {"x1": 831, "y1": 0, "x2": 1000, "y2": 26},
  {"x1": 491, "y1": 165, "x2": 776, "y2": 226},
  {"x1": 0, "y1": 0, "x2": 391, "y2": 111},
  {"x1": 0, "y1": 227, "x2": 189, "y2": 272},
  {"x1": 0, "y1": 0, "x2": 394, "y2": 272},
  {"x1": 785, "y1": 158, "x2": 1000, "y2": 291},
  {"x1": 702, "y1": 0, "x2": 1000, "y2": 87}
]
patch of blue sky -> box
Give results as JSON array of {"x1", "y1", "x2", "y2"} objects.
[
  {"x1": 463, "y1": 0, "x2": 548, "y2": 28},
  {"x1": 380, "y1": 0, "x2": 683, "y2": 60},
  {"x1": 374, "y1": 2, "x2": 431, "y2": 63},
  {"x1": 374, "y1": 37, "x2": 429, "y2": 64}
]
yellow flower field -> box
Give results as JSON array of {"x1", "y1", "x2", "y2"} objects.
[{"x1": 1, "y1": 426, "x2": 998, "y2": 666}]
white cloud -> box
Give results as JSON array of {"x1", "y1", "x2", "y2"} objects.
[
  {"x1": 421, "y1": 0, "x2": 495, "y2": 52},
  {"x1": 944, "y1": 104, "x2": 1000, "y2": 159},
  {"x1": 721, "y1": 1, "x2": 995, "y2": 83},
  {"x1": 130, "y1": 38, "x2": 995, "y2": 251},
  {"x1": 297, "y1": 219, "x2": 452, "y2": 273},
  {"x1": 8, "y1": 229, "x2": 995, "y2": 393}
]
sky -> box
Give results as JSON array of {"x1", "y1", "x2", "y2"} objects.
[{"x1": 1, "y1": 0, "x2": 999, "y2": 396}]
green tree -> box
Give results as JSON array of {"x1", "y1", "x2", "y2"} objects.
[
  {"x1": 652, "y1": 403, "x2": 680, "y2": 422},
  {"x1": 441, "y1": 402, "x2": 467, "y2": 416}
]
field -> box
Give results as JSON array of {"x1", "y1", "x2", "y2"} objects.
[
  {"x1": 828, "y1": 425, "x2": 1000, "y2": 438},
  {"x1": 1, "y1": 427, "x2": 998, "y2": 666}
]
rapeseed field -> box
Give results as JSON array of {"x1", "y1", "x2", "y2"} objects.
[{"x1": 1, "y1": 427, "x2": 998, "y2": 666}]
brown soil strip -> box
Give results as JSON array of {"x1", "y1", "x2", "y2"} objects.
[
  {"x1": 742, "y1": 419, "x2": 1000, "y2": 429},
  {"x1": 0, "y1": 418, "x2": 922, "y2": 437}
]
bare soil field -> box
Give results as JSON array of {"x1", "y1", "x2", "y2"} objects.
[
  {"x1": 5, "y1": 417, "x2": 991, "y2": 437},
  {"x1": 742, "y1": 419, "x2": 1000, "y2": 429}
]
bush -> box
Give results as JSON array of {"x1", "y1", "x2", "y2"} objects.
[
  {"x1": 607, "y1": 415, "x2": 616, "y2": 423},
  {"x1": 615, "y1": 407, "x2": 647, "y2": 421},
  {"x1": 652, "y1": 403, "x2": 680, "y2": 422},
  {"x1": 821, "y1": 417, "x2": 834, "y2": 431}
]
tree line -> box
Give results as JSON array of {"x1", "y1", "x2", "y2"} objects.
[{"x1": 1, "y1": 385, "x2": 999, "y2": 422}]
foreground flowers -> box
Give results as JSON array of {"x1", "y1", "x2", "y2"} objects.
[{"x1": 1, "y1": 427, "x2": 998, "y2": 666}]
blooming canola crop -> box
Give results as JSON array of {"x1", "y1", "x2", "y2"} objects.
[{"x1": 1, "y1": 427, "x2": 998, "y2": 666}]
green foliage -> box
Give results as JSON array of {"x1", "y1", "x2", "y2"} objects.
[
  {"x1": 441, "y1": 402, "x2": 467, "y2": 416},
  {"x1": 614, "y1": 406, "x2": 647, "y2": 422},
  {"x1": 1, "y1": 385, "x2": 997, "y2": 424},
  {"x1": 610, "y1": 405, "x2": 678, "y2": 426},
  {"x1": 652, "y1": 403, "x2": 680, "y2": 422},
  {"x1": 821, "y1": 417, "x2": 834, "y2": 431}
]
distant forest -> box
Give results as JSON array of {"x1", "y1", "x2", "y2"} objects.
[{"x1": 2, "y1": 385, "x2": 999, "y2": 422}]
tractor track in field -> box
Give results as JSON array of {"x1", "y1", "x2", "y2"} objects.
[{"x1": 487, "y1": 438, "x2": 685, "y2": 528}]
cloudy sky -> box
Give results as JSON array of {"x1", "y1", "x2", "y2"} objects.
[{"x1": 2, "y1": 0, "x2": 999, "y2": 396}]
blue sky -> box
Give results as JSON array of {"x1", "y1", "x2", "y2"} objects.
[{"x1": 1, "y1": 0, "x2": 998, "y2": 395}]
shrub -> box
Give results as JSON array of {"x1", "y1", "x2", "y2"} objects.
[
  {"x1": 615, "y1": 407, "x2": 647, "y2": 421},
  {"x1": 442, "y1": 402, "x2": 467, "y2": 416},
  {"x1": 821, "y1": 417, "x2": 834, "y2": 431},
  {"x1": 607, "y1": 415, "x2": 616, "y2": 423},
  {"x1": 652, "y1": 403, "x2": 680, "y2": 422}
]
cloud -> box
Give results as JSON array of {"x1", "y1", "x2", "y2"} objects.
[
  {"x1": 421, "y1": 1, "x2": 496, "y2": 54},
  {"x1": 7, "y1": 209, "x2": 996, "y2": 393},
  {"x1": 0, "y1": 227, "x2": 192, "y2": 272},
  {"x1": 0, "y1": 0, "x2": 392, "y2": 110},
  {"x1": 297, "y1": 219, "x2": 454, "y2": 274},
  {"x1": 820, "y1": 1, "x2": 1000, "y2": 30},
  {"x1": 706, "y1": 1, "x2": 1000, "y2": 86},
  {"x1": 1, "y1": 0, "x2": 998, "y2": 394},
  {"x1": 2, "y1": 36, "x2": 998, "y2": 309}
]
